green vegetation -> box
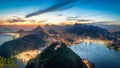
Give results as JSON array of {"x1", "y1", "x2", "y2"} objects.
[
  {"x1": 26, "y1": 42, "x2": 88, "y2": 68},
  {"x1": 0, "y1": 55, "x2": 19, "y2": 68}
]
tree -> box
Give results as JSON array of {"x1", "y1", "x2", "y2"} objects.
[{"x1": 0, "y1": 55, "x2": 19, "y2": 68}]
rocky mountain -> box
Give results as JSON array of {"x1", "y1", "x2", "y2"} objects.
[
  {"x1": 0, "y1": 34, "x2": 46, "y2": 58},
  {"x1": 44, "y1": 24, "x2": 71, "y2": 32},
  {"x1": 92, "y1": 24, "x2": 120, "y2": 32},
  {"x1": 44, "y1": 24, "x2": 120, "y2": 50},
  {"x1": 25, "y1": 42, "x2": 94, "y2": 68},
  {"x1": 31, "y1": 26, "x2": 48, "y2": 38},
  {"x1": 48, "y1": 29, "x2": 57, "y2": 34},
  {"x1": 64, "y1": 24, "x2": 110, "y2": 39}
]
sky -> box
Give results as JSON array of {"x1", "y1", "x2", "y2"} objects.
[{"x1": 0, "y1": 0, "x2": 120, "y2": 25}]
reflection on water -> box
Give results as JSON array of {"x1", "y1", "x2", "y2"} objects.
[
  {"x1": 70, "y1": 42, "x2": 120, "y2": 68},
  {"x1": 0, "y1": 34, "x2": 14, "y2": 45}
]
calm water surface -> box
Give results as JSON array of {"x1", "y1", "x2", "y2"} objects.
[
  {"x1": 0, "y1": 34, "x2": 14, "y2": 45},
  {"x1": 70, "y1": 42, "x2": 120, "y2": 68}
]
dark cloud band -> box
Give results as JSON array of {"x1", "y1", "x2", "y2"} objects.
[{"x1": 25, "y1": 0, "x2": 78, "y2": 18}]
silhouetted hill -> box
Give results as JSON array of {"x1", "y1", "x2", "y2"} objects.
[
  {"x1": 31, "y1": 26, "x2": 48, "y2": 38},
  {"x1": 26, "y1": 42, "x2": 94, "y2": 68},
  {"x1": 17, "y1": 29, "x2": 24, "y2": 33},
  {"x1": 44, "y1": 25, "x2": 71, "y2": 32},
  {"x1": 46, "y1": 24, "x2": 120, "y2": 50},
  {"x1": 64, "y1": 24, "x2": 110, "y2": 38},
  {"x1": 91, "y1": 24, "x2": 120, "y2": 32},
  {"x1": 48, "y1": 29, "x2": 57, "y2": 34},
  {"x1": 0, "y1": 34, "x2": 46, "y2": 58},
  {"x1": 112, "y1": 31, "x2": 120, "y2": 35}
]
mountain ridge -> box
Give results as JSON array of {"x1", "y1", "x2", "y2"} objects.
[{"x1": 25, "y1": 42, "x2": 94, "y2": 68}]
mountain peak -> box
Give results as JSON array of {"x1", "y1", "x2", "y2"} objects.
[
  {"x1": 31, "y1": 26, "x2": 48, "y2": 38},
  {"x1": 25, "y1": 42, "x2": 94, "y2": 68},
  {"x1": 31, "y1": 26, "x2": 44, "y2": 34},
  {"x1": 32, "y1": 26, "x2": 43, "y2": 32}
]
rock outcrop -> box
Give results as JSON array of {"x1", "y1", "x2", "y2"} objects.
[{"x1": 25, "y1": 42, "x2": 95, "y2": 68}]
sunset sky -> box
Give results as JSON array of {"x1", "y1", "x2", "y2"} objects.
[{"x1": 0, "y1": 0, "x2": 120, "y2": 25}]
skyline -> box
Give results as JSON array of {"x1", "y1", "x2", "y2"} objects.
[{"x1": 0, "y1": 0, "x2": 120, "y2": 25}]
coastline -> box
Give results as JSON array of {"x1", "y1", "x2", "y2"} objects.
[{"x1": 0, "y1": 34, "x2": 15, "y2": 45}]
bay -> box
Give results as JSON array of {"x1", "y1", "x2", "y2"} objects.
[{"x1": 70, "y1": 42, "x2": 120, "y2": 68}]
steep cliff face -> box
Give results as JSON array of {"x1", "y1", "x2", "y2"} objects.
[{"x1": 25, "y1": 42, "x2": 94, "y2": 68}]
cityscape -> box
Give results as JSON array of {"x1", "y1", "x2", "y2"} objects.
[{"x1": 0, "y1": 0, "x2": 120, "y2": 68}]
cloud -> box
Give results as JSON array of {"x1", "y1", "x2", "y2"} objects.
[
  {"x1": 66, "y1": 16, "x2": 92, "y2": 22},
  {"x1": 0, "y1": 20, "x2": 3, "y2": 23},
  {"x1": 37, "y1": 20, "x2": 47, "y2": 23},
  {"x1": 0, "y1": 19, "x2": 11, "y2": 25},
  {"x1": 25, "y1": 0, "x2": 78, "y2": 18},
  {"x1": 90, "y1": 21, "x2": 120, "y2": 25},
  {"x1": 6, "y1": 16, "x2": 26, "y2": 23},
  {"x1": 77, "y1": 19, "x2": 92, "y2": 22},
  {"x1": 8, "y1": 19, "x2": 26, "y2": 23}
]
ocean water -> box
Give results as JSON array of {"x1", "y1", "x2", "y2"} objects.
[
  {"x1": 70, "y1": 42, "x2": 120, "y2": 68},
  {"x1": 0, "y1": 34, "x2": 14, "y2": 45}
]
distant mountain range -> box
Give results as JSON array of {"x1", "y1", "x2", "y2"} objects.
[
  {"x1": 64, "y1": 24, "x2": 110, "y2": 38},
  {"x1": 88, "y1": 24, "x2": 120, "y2": 32},
  {"x1": 45, "y1": 24, "x2": 112, "y2": 39},
  {"x1": 44, "y1": 24, "x2": 120, "y2": 50},
  {"x1": 48, "y1": 29, "x2": 57, "y2": 34},
  {"x1": 0, "y1": 24, "x2": 120, "y2": 58}
]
